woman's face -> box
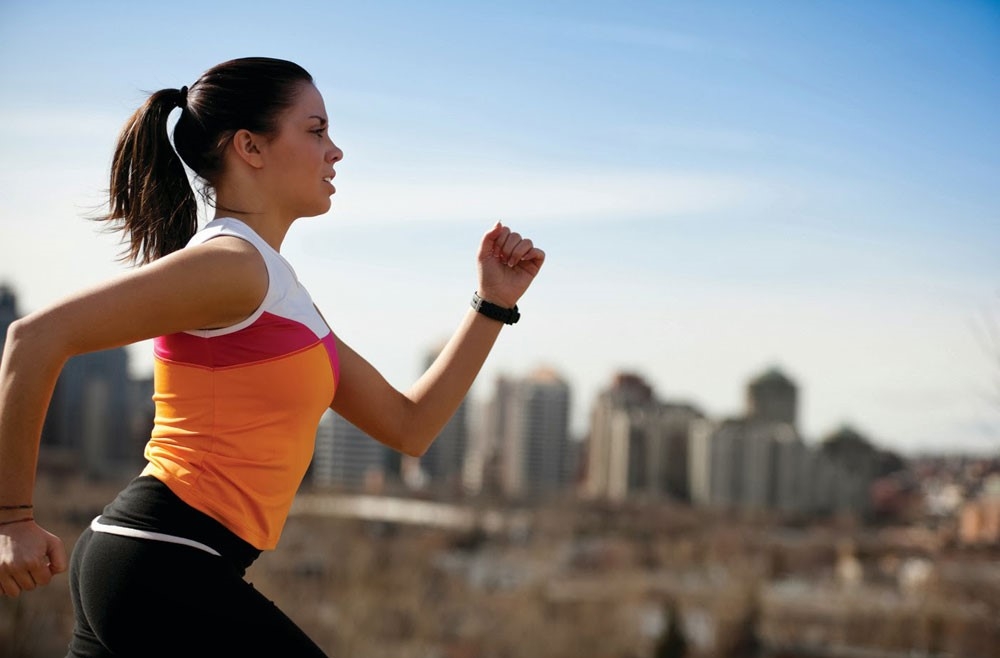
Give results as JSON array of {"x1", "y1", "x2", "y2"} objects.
[{"x1": 261, "y1": 82, "x2": 344, "y2": 219}]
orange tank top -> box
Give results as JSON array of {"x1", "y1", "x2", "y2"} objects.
[{"x1": 141, "y1": 218, "x2": 339, "y2": 550}]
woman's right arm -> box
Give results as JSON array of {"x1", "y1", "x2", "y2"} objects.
[{"x1": 0, "y1": 236, "x2": 267, "y2": 597}]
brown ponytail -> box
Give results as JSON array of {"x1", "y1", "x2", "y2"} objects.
[
  {"x1": 98, "y1": 57, "x2": 314, "y2": 265},
  {"x1": 103, "y1": 87, "x2": 198, "y2": 265}
]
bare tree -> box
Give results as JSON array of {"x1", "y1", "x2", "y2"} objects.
[
  {"x1": 971, "y1": 291, "x2": 1000, "y2": 411},
  {"x1": 993, "y1": 292, "x2": 1000, "y2": 406}
]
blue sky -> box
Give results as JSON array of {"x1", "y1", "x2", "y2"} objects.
[{"x1": 1, "y1": 1, "x2": 998, "y2": 454}]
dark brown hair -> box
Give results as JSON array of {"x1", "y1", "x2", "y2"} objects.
[{"x1": 100, "y1": 57, "x2": 313, "y2": 264}]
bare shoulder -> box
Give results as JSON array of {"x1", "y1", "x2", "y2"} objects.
[
  {"x1": 158, "y1": 236, "x2": 266, "y2": 290},
  {"x1": 17, "y1": 238, "x2": 271, "y2": 356},
  {"x1": 147, "y1": 236, "x2": 269, "y2": 324}
]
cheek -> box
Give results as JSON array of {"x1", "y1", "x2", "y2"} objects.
[{"x1": 293, "y1": 142, "x2": 325, "y2": 173}]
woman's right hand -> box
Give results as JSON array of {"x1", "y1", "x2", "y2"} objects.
[
  {"x1": 476, "y1": 221, "x2": 546, "y2": 309},
  {"x1": 0, "y1": 520, "x2": 67, "y2": 597}
]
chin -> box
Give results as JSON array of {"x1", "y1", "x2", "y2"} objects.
[{"x1": 301, "y1": 200, "x2": 333, "y2": 218}]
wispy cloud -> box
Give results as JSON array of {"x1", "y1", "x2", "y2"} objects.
[
  {"x1": 0, "y1": 108, "x2": 122, "y2": 139},
  {"x1": 330, "y1": 166, "x2": 775, "y2": 225}
]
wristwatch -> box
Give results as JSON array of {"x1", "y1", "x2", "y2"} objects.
[{"x1": 471, "y1": 292, "x2": 520, "y2": 325}]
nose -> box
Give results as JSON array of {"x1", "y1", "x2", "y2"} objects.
[{"x1": 327, "y1": 141, "x2": 344, "y2": 164}]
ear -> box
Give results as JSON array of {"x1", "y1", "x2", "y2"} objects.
[{"x1": 231, "y1": 129, "x2": 265, "y2": 169}]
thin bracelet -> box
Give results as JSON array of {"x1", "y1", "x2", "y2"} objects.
[
  {"x1": 0, "y1": 504, "x2": 33, "y2": 510},
  {"x1": 0, "y1": 517, "x2": 33, "y2": 528}
]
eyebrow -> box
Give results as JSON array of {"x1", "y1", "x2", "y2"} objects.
[{"x1": 309, "y1": 115, "x2": 328, "y2": 126}]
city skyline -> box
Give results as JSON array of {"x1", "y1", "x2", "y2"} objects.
[
  {"x1": 1, "y1": 277, "x2": 964, "y2": 465},
  {"x1": 1, "y1": 1, "x2": 998, "y2": 456}
]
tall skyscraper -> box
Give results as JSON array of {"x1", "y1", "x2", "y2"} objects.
[
  {"x1": 689, "y1": 368, "x2": 884, "y2": 518},
  {"x1": 689, "y1": 417, "x2": 744, "y2": 508},
  {"x1": 42, "y1": 347, "x2": 135, "y2": 478},
  {"x1": 584, "y1": 373, "x2": 654, "y2": 500},
  {"x1": 689, "y1": 416, "x2": 804, "y2": 511},
  {"x1": 0, "y1": 283, "x2": 20, "y2": 356},
  {"x1": 2, "y1": 284, "x2": 151, "y2": 478},
  {"x1": 813, "y1": 425, "x2": 881, "y2": 515},
  {"x1": 493, "y1": 367, "x2": 572, "y2": 500},
  {"x1": 689, "y1": 367, "x2": 805, "y2": 512},
  {"x1": 585, "y1": 372, "x2": 702, "y2": 502},
  {"x1": 641, "y1": 402, "x2": 704, "y2": 501},
  {"x1": 416, "y1": 341, "x2": 470, "y2": 494},
  {"x1": 311, "y1": 410, "x2": 389, "y2": 492},
  {"x1": 746, "y1": 366, "x2": 798, "y2": 428}
]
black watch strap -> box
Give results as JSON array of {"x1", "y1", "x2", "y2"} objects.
[{"x1": 471, "y1": 292, "x2": 520, "y2": 325}]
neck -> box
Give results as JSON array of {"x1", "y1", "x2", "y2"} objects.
[
  {"x1": 213, "y1": 178, "x2": 293, "y2": 251},
  {"x1": 213, "y1": 209, "x2": 292, "y2": 252}
]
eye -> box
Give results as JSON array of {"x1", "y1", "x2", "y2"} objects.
[{"x1": 311, "y1": 128, "x2": 326, "y2": 139}]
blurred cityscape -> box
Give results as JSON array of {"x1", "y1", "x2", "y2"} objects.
[{"x1": 2, "y1": 282, "x2": 999, "y2": 658}]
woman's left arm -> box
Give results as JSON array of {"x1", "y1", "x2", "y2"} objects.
[{"x1": 330, "y1": 221, "x2": 545, "y2": 456}]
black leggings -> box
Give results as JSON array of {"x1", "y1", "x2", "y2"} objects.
[
  {"x1": 65, "y1": 476, "x2": 329, "y2": 657},
  {"x1": 66, "y1": 528, "x2": 329, "y2": 657}
]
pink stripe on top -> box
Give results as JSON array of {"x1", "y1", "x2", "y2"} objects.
[{"x1": 155, "y1": 312, "x2": 329, "y2": 369}]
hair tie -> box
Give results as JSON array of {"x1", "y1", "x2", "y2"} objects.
[{"x1": 176, "y1": 85, "x2": 189, "y2": 109}]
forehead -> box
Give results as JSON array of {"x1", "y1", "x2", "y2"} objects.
[{"x1": 286, "y1": 83, "x2": 327, "y2": 121}]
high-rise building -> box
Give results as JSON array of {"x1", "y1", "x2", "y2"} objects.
[
  {"x1": 311, "y1": 410, "x2": 389, "y2": 492},
  {"x1": 689, "y1": 367, "x2": 806, "y2": 512},
  {"x1": 689, "y1": 368, "x2": 885, "y2": 518},
  {"x1": 493, "y1": 367, "x2": 572, "y2": 500},
  {"x1": 460, "y1": 397, "x2": 492, "y2": 496},
  {"x1": 584, "y1": 372, "x2": 702, "y2": 502},
  {"x1": 478, "y1": 376, "x2": 515, "y2": 498},
  {"x1": 2, "y1": 284, "x2": 150, "y2": 478},
  {"x1": 584, "y1": 373, "x2": 654, "y2": 500},
  {"x1": 746, "y1": 366, "x2": 798, "y2": 428},
  {"x1": 633, "y1": 402, "x2": 703, "y2": 501},
  {"x1": 772, "y1": 427, "x2": 808, "y2": 513},
  {"x1": 689, "y1": 417, "x2": 744, "y2": 508},
  {"x1": 689, "y1": 416, "x2": 804, "y2": 511},
  {"x1": 42, "y1": 347, "x2": 135, "y2": 478},
  {"x1": 812, "y1": 425, "x2": 881, "y2": 515},
  {"x1": 415, "y1": 341, "x2": 470, "y2": 494},
  {"x1": 740, "y1": 418, "x2": 802, "y2": 510},
  {"x1": 0, "y1": 284, "x2": 18, "y2": 354}
]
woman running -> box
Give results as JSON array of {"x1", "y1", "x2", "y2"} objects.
[{"x1": 0, "y1": 56, "x2": 544, "y2": 657}]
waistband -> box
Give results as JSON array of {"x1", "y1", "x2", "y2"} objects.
[
  {"x1": 98, "y1": 475, "x2": 262, "y2": 574},
  {"x1": 90, "y1": 517, "x2": 222, "y2": 556}
]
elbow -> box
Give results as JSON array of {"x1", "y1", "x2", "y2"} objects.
[
  {"x1": 361, "y1": 422, "x2": 429, "y2": 459},
  {"x1": 5, "y1": 315, "x2": 72, "y2": 368},
  {"x1": 6, "y1": 316, "x2": 29, "y2": 345},
  {"x1": 385, "y1": 403, "x2": 438, "y2": 459},
  {"x1": 6, "y1": 316, "x2": 36, "y2": 355},
  {"x1": 393, "y1": 421, "x2": 441, "y2": 458},
  {"x1": 398, "y1": 433, "x2": 432, "y2": 459},
  {"x1": 355, "y1": 400, "x2": 442, "y2": 459}
]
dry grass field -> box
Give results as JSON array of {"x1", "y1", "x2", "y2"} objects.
[{"x1": 3, "y1": 472, "x2": 999, "y2": 658}]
